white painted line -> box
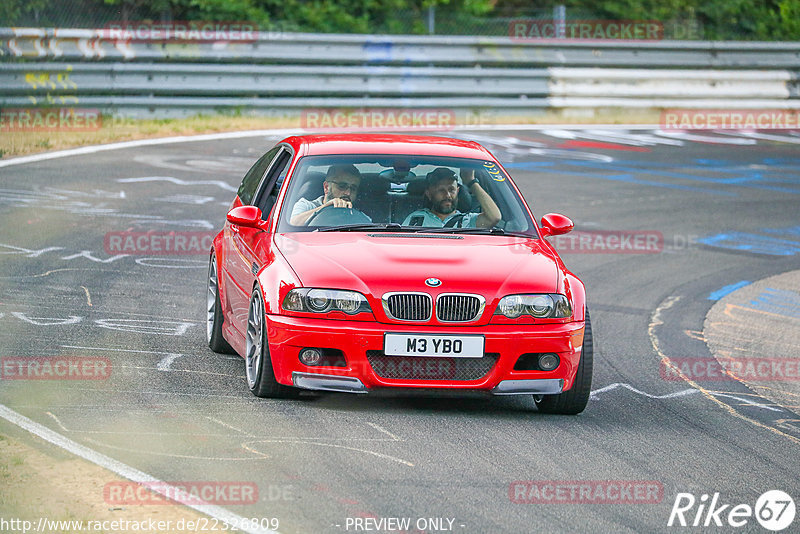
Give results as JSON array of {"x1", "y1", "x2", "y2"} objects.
[
  {"x1": 654, "y1": 130, "x2": 758, "y2": 145},
  {"x1": 0, "y1": 129, "x2": 298, "y2": 168},
  {"x1": 452, "y1": 124, "x2": 663, "y2": 131},
  {"x1": 717, "y1": 131, "x2": 800, "y2": 144},
  {"x1": 157, "y1": 354, "x2": 183, "y2": 371},
  {"x1": 590, "y1": 382, "x2": 700, "y2": 400},
  {"x1": 118, "y1": 365, "x2": 237, "y2": 378},
  {"x1": 0, "y1": 404, "x2": 278, "y2": 534},
  {"x1": 366, "y1": 422, "x2": 401, "y2": 441},
  {"x1": 135, "y1": 257, "x2": 208, "y2": 269},
  {"x1": 0, "y1": 125, "x2": 665, "y2": 169},
  {"x1": 118, "y1": 176, "x2": 238, "y2": 192},
  {"x1": 44, "y1": 413, "x2": 239, "y2": 436},
  {"x1": 62, "y1": 344, "x2": 181, "y2": 355},
  {"x1": 709, "y1": 393, "x2": 784, "y2": 412},
  {"x1": 206, "y1": 416, "x2": 255, "y2": 437},
  {"x1": 45, "y1": 411, "x2": 70, "y2": 432},
  {"x1": 62, "y1": 345, "x2": 204, "y2": 373},
  {"x1": 11, "y1": 312, "x2": 82, "y2": 326},
  {"x1": 54, "y1": 387, "x2": 245, "y2": 398},
  {"x1": 590, "y1": 382, "x2": 785, "y2": 412},
  {"x1": 242, "y1": 438, "x2": 414, "y2": 467}
]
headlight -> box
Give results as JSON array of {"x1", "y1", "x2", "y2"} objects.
[
  {"x1": 306, "y1": 289, "x2": 333, "y2": 312},
  {"x1": 498, "y1": 295, "x2": 525, "y2": 318},
  {"x1": 334, "y1": 294, "x2": 361, "y2": 313},
  {"x1": 495, "y1": 294, "x2": 572, "y2": 319},
  {"x1": 282, "y1": 288, "x2": 371, "y2": 315},
  {"x1": 526, "y1": 294, "x2": 554, "y2": 317}
]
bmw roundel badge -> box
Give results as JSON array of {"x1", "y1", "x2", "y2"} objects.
[{"x1": 425, "y1": 278, "x2": 442, "y2": 287}]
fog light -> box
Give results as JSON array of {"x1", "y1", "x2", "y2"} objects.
[
  {"x1": 299, "y1": 348, "x2": 322, "y2": 366},
  {"x1": 538, "y1": 353, "x2": 559, "y2": 371}
]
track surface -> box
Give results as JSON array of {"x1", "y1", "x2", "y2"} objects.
[{"x1": 1, "y1": 128, "x2": 799, "y2": 533}]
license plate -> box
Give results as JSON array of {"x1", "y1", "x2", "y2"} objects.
[{"x1": 384, "y1": 333, "x2": 484, "y2": 358}]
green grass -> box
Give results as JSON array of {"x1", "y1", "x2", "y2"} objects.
[{"x1": 0, "y1": 109, "x2": 662, "y2": 158}]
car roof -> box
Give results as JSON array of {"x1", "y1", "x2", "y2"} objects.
[{"x1": 280, "y1": 134, "x2": 494, "y2": 159}]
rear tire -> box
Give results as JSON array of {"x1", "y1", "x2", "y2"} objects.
[
  {"x1": 207, "y1": 254, "x2": 235, "y2": 354},
  {"x1": 534, "y1": 310, "x2": 593, "y2": 415},
  {"x1": 245, "y1": 287, "x2": 297, "y2": 398}
]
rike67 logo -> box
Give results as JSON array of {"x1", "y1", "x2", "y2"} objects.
[{"x1": 668, "y1": 490, "x2": 795, "y2": 531}]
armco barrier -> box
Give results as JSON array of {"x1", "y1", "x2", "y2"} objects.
[
  {"x1": 1, "y1": 28, "x2": 799, "y2": 118},
  {"x1": 3, "y1": 28, "x2": 800, "y2": 67}
]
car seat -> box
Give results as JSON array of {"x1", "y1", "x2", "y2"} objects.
[{"x1": 295, "y1": 171, "x2": 327, "y2": 201}]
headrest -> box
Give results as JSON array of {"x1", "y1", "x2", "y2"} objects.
[{"x1": 296, "y1": 171, "x2": 326, "y2": 200}]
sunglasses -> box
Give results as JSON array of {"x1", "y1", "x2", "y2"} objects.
[{"x1": 327, "y1": 181, "x2": 359, "y2": 192}]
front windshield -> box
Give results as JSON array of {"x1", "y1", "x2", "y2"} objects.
[{"x1": 277, "y1": 154, "x2": 537, "y2": 235}]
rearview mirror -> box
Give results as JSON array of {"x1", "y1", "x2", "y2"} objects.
[{"x1": 540, "y1": 213, "x2": 573, "y2": 237}]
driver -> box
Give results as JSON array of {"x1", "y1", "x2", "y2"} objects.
[
  {"x1": 290, "y1": 164, "x2": 363, "y2": 225},
  {"x1": 402, "y1": 167, "x2": 501, "y2": 228}
]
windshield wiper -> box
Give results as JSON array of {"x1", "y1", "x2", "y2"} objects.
[
  {"x1": 316, "y1": 223, "x2": 417, "y2": 232},
  {"x1": 423, "y1": 227, "x2": 507, "y2": 235}
]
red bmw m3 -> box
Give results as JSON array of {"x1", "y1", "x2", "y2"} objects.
[{"x1": 207, "y1": 134, "x2": 592, "y2": 414}]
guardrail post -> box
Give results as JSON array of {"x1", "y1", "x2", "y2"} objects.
[
  {"x1": 427, "y1": 7, "x2": 435, "y2": 35},
  {"x1": 554, "y1": 5, "x2": 566, "y2": 39}
]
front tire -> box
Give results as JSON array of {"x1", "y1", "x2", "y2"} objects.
[
  {"x1": 535, "y1": 310, "x2": 594, "y2": 415},
  {"x1": 245, "y1": 287, "x2": 296, "y2": 398},
  {"x1": 207, "y1": 254, "x2": 235, "y2": 354}
]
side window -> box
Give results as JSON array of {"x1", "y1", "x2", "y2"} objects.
[
  {"x1": 237, "y1": 147, "x2": 280, "y2": 205},
  {"x1": 254, "y1": 149, "x2": 292, "y2": 220}
]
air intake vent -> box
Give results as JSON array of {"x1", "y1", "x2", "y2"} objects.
[
  {"x1": 383, "y1": 293, "x2": 432, "y2": 321},
  {"x1": 436, "y1": 294, "x2": 485, "y2": 322}
]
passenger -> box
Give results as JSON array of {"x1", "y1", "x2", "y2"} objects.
[{"x1": 402, "y1": 167, "x2": 501, "y2": 228}]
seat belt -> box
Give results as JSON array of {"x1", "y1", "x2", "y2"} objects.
[{"x1": 444, "y1": 213, "x2": 467, "y2": 228}]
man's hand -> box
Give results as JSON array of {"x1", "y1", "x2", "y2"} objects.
[
  {"x1": 291, "y1": 197, "x2": 354, "y2": 226},
  {"x1": 326, "y1": 197, "x2": 353, "y2": 209},
  {"x1": 459, "y1": 169, "x2": 501, "y2": 228}
]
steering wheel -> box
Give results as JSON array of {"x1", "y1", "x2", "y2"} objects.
[{"x1": 306, "y1": 205, "x2": 371, "y2": 226}]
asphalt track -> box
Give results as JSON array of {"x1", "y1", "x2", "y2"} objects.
[{"x1": 0, "y1": 127, "x2": 799, "y2": 534}]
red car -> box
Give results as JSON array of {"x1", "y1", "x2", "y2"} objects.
[{"x1": 207, "y1": 134, "x2": 592, "y2": 414}]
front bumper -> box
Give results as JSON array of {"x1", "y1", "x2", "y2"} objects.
[
  {"x1": 267, "y1": 315, "x2": 584, "y2": 395},
  {"x1": 291, "y1": 372, "x2": 564, "y2": 395}
]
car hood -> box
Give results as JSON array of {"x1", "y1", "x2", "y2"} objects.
[{"x1": 275, "y1": 232, "x2": 560, "y2": 301}]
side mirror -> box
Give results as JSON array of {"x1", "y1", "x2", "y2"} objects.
[
  {"x1": 227, "y1": 205, "x2": 266, "y2": 229},
  {"x1": 540, "y1": 213, "x2": 573, "y2": 237}
]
